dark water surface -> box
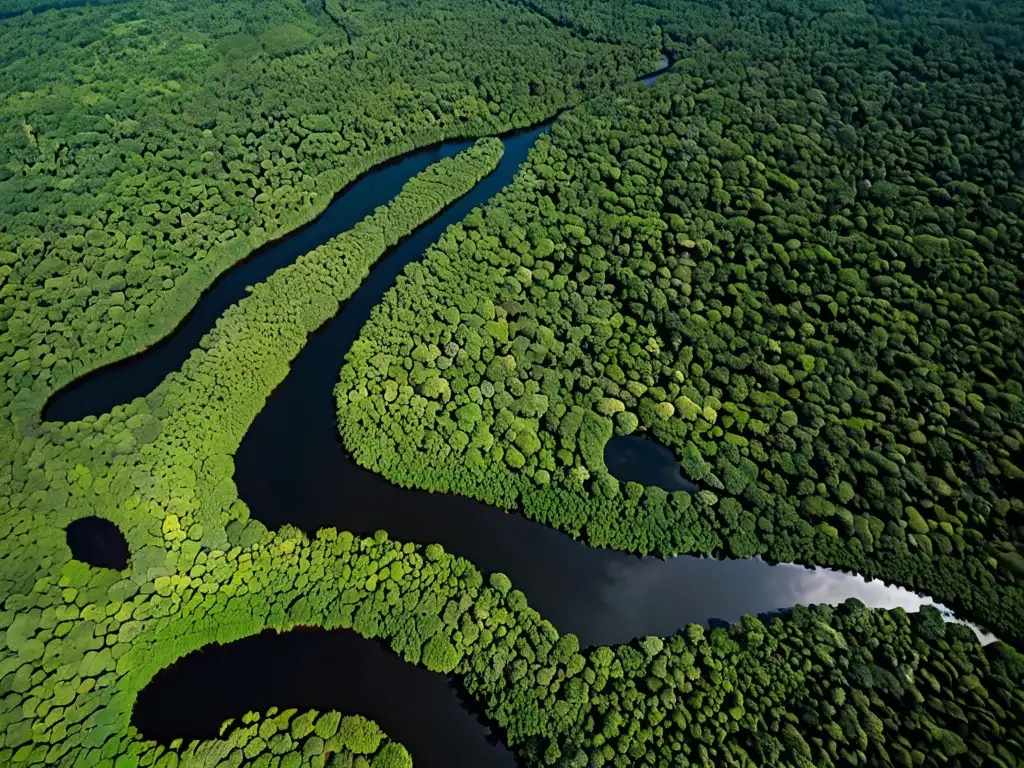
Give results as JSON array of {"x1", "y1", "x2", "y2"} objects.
[
  {"x1": 641, "y1": 54, "x2": 671, "y2": 85},
  {"x1": 134, "y1": 630, "x2": 516, "y2": 767},
  {"x1": 43, "y1": 55, "x2": 679, "y2": 423},
  {"x1": 43, "y1": 136, "x2": 488, "y2": 422},
  {"x1": 65, "y1": 516, "x2": 129, "y2": 570},
  {"x1": 219, "y1": 102, "x2": 972, "y2": 766},
  {"x1": 604, "y1": 435, "x2": 699, "y2": 493}
]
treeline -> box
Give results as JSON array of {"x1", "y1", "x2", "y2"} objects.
[
  {"x1": 5, "y1": 495, "x2": 1020, "y2": 767},
  {"x1": 147, "y1": 706, "x2": 411, "y2": 768},
  {"x1": 335, "y1": 0, "x2": 1024, "y2": 640},
  {"x1": 125, "y1": 532, "x2": 1024, "y2": 768},
  {"x1": 1, "y1": 0, "x2": 1022, "y2": 765},
  {"x1": 467, "y1": 600, "x2": 1024, "y2": 767},
  {"x1": 151, "y1": 137, "x2": 504, "y2": 550}
]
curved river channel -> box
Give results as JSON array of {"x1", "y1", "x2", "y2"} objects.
[{"x1": 45, "y1": 65, "x2": 989, "y2": 767}]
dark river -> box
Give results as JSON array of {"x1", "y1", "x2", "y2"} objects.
[{"x1": 44, "y1": 62, "x2": 982, "y2": 766}]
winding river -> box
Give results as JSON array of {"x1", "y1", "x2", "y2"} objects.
[{"x1": 44, "y1": 63, "x2": 988, "y2": 766}]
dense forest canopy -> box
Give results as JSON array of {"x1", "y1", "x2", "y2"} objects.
[{"x1": 0, "y1": 0, "x2": 1021, "y2": 766}]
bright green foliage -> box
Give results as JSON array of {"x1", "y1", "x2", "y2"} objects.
[
  {"x1": 489, "y1": 571, "x2": 513, "y2": 596},
  {"x1": 156, "y1": 707, "x2": 404, "y2": 768},
  {"x1": 0, "y1": 0, "x2": 658, "y2": 421},
  {"x1": 0, "y1": 141, "x2": 507, "y2": 766},
  {"x1": 421, "y1": 635, "x2": 461, "y2": 674},
  {"x1": 371, "y1": 743, "x2": 413, "y2": 768},
  {"x1": 338, "y1": 715, "x2": 383, "y2": 755}
]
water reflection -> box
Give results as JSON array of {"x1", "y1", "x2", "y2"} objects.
[
  {"x1": 787, "y1": 565, "x2": 996, "y2": 644},
  {"x1": 588, "y1": 555, "x2": 995, "y2": 646}
]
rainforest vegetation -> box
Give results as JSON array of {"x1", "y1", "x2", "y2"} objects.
[{"x1": 0, "y1": 0, "x2": 1022, "y2": 765}]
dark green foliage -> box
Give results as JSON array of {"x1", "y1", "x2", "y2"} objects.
[
  {"x1": 463, "y1": 600, "x2": 1024, "y2": 768},
  {"x1": 0, "y1": 140, "x2": 509, "y2": 765},
  {"x1": 0, "y1": 0, "x2": 657, "y2": 422},
  {"x1": 337, "y1": 0, "x2": 1024, "y2": 641}
]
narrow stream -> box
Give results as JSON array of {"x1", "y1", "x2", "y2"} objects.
[
  {"x1": 43, "y1": 57, "x2": 676, "y2": 422},
  {"x1": 43, "y1": 135, "x2": 490, "y2": 422},
  {"x1": 220, "y1": 74, "x2": 988, "y2": 765}
]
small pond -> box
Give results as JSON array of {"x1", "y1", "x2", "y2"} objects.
[
  {"x1": 65, "y1": 516, "x2": 129, "y2": 570},
  {"x1": 604, "y1": 434, "x2": 699, "y2": 493}
]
